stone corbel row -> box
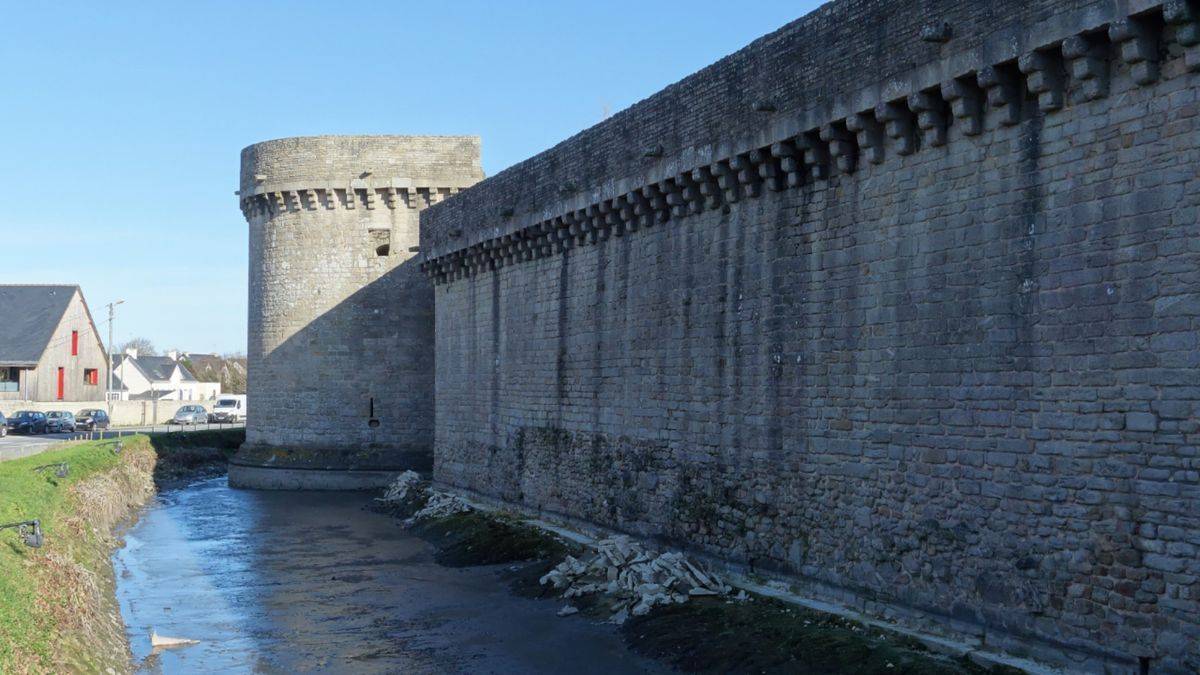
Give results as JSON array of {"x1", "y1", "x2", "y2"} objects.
[
  {"x1": 238, "y1": 186, "x2": 460, "y2": 219},
  {"x1": 422, "y1": 1, "x2": 1199, "y2": 285}
]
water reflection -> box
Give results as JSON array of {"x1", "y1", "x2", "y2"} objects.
[{"x1": 113, "y1": 477, "x2": 663, "y2": 674}]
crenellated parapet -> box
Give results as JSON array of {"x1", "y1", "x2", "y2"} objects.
[
  {"x1": 420, "y1": 0, "x2": 1199, "y2": 286},
  {"x1": 238, "y1": 134, "x2": 483, "y2": 224}
]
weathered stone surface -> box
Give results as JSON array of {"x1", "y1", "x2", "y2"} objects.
[
  {"x1": 422, "y1": 1, "x2": 1200, "y2": 672},
  {"x1": 236, "y1": 135, "x2": 483, "y2": 486}
]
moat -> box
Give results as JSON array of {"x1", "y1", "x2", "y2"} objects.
[{"x1": 112, "y1": 477, "x2": 664, "y2": 673}]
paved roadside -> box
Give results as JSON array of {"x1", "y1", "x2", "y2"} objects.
[{"x1": 0, "y1": 423, "x2": 245, "y2": 462}]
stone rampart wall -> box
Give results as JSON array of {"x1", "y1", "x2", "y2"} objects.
[{"x1": 424, "y1": 1, "x2": 1200, "y2": 670}]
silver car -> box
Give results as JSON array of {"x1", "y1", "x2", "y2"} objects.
[{"x1": 171, "y1": 405, "x2": 208, "y2": 425}]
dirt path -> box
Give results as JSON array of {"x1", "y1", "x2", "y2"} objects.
[{"x1": 113, "y1": 477, "x2": 667, "y2": 674}]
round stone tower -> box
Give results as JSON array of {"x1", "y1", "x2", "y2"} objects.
[{"x1": 232, "y1": 135, "x2": 483, "y2": 489}]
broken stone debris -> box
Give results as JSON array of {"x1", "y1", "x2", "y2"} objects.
[
  {"x1": 378, "y1": 476, "x2": 741, "y2": 624},
  {"x1": 541, "y1": 535, "x2": 734, "y2": 624},
  {"x1": 376, "y1": 470, "x2": 424, "y2": 505},
  {"x1": 408, "y1": 491, "x2": 472, "y2": 523},
  {"x1": 376, "y1": 472, "x2": 473, "y2": 526}
]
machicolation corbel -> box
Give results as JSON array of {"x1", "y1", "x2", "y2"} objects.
[
  {"x1": 619, "y1": 194, "x2": 638, "y2": 230},
  {"x1": 660, "y1": 178, "x2": 688, "y2": 217},
  {"x1": 768, "y1": 140, "x2": 804, "y2": 186},
  {"x1": 1109, "y1": 16, "x2": 1160, "y2": 85},
  {"x1": 1018, "y1": 49, "x2": 1067, "y2": 112},
  {"x1": 1062, "y1": 33, "x2": 1111, "y2": 103},
  {"x1": 819, "y1": 123, "x2": 858, "y2": 174},
  {"x1": 676, "y1": 172, "x2": 705, "y2": 213},
  {"x1": 874, "y1": 100, "x2": 916, "y2": 156},
  {"x1": 630, "y1": 188, "x2": 655, "y2": 227},
  {"x1": 940, "y1": 77, "x2": 984, "y2": 136},
  {"x1": 845, "y1": 112, "x2": 885, "y2": 164},
  {"x1": 1164, "y1": 0, "x2": 1200, "y2": 71},
  {"x1": 796, "y1": 132, "x2": 831, "y2": 180},
  {"x1": 713, "y1": 160, "x2": 740, "y2": 203},
  {"x1": 730, "y1": 154, "x2": 764, "y2": 198},
  {"x1": 977, "y1": 64, "x2": 1022, "y2": 127},
  {"x1": 754, "y1": 147, "x2": 786, "y2": 191},
  {"x1": 907, "y1": 90, "x2": 950, "y2": 147}
]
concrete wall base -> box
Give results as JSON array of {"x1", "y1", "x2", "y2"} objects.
[{"x1": 228, "y1": 463, "x2": 403, "y2": 491}]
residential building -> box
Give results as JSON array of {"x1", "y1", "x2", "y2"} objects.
[
  {"x1": 111, "y1": 349, "x2": 218, "y2": 401},
  {"x1": 0, "y1": 285, "x2": 109, "y2": 401}
]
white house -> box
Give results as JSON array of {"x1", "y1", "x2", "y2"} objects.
[{"x1": 111, "y1": 348, "x2": 220, "y2": 401}]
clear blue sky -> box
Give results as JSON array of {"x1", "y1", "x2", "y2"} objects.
[{"x1": 0, "y1": 1, "x2": 820, "y2": 355}]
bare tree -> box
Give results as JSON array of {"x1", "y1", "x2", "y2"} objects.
[{"x1": 118, "y1": 337, "x2": 157, "y2": 356}]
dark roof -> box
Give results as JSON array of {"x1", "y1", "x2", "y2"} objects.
[
  {"x1": 130, "y1": 389, "x2": 177, "y2": 401},
  {"x1": 113, "y1": 353, "x2": 197, "y2": 382},
  {"x1": 0, "y1": 285, "x2": 78, "y2": 367}
]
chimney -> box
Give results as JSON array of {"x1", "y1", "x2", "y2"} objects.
[{"x1": 125, "y1": 347, "x2": 139, "y2": 359}]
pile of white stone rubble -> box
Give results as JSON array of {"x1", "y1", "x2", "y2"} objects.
[
  {"x1": 377, "y1": 470, "x2": 424, "y2": 504},
  {"x1": 377, "y1": 475, "x2": 743, "y2": 623},
  {"x1": 540, "y1": 535, "x2": 741, "y2": 624},
  {"x1": 410, "y1": 491, "x2": 472, "y2": 522},
  {"x1": 376, "y1": 471, "x2": 472, "y2": 525}
]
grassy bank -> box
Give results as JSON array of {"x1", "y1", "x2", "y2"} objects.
[{"x1": 0, "y1": 430, "x2": 241, "y2": 674}]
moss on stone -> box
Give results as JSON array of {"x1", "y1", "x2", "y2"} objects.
[
  {"x1": 622, "y1": 597, "x2": 1023, "y2": 675},
  {"x1": 409, "y1": 511, "x2": 572, "y2": 568}
]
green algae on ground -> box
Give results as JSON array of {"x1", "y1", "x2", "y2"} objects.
[
  {"x1": 623, "y1": 596, "x2": 1023, "y2": 675},
  {"x1": 409, "y1": 511, "x2": 573, "y2": 567},
  {"x1": 390, "y1": 495, "x2": 1027, "y2": 675}
]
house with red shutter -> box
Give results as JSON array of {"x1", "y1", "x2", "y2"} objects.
[{"x1": 0, "y1": 285, "x2": 108, "y2": 402}]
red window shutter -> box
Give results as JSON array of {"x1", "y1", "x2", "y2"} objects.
[
  {"x1": 57, "y1": 367, "x2": 65, "y2": 400},
  {"x1": 71, "y1": 331, "x2": 79, "y2": 356}
]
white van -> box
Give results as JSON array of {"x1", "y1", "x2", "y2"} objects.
[{"x1": 209, "y1": 395, "x2": 247, "y2": 423}]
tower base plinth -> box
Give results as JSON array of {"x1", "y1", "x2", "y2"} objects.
[{"x1": 228, "y1": 444, "x2": 432, "y2": 490}]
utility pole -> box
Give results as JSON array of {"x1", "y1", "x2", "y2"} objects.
[{"x1": 105, "y1": 300, "x2": 124, "y2": 410}]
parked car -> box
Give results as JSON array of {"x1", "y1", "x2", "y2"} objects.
[
  {"x1": 76, "y1": 408, "x2": 110, "y2": 431},
  {"x1": 208, "y1": 395, "x2": 246, "y2": 423},
  {"x1": 171, "y1": 405, "x2": 208, "y2": 425},
  {"x1": 0, "y1": 411, "x2": 6, "y2": 437},
  {"x1": 7, "y1": 411, "x2": 48, "y2": 434},
  {"x1": 45, "y1": 411, "x2": 76, "y2": 433}
]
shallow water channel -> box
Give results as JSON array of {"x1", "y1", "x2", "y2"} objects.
[{"x1": 113, "y1": 476, "x2": 665, "y2": 673}]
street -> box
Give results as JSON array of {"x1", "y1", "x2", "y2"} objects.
[{"x1": 0, "y1": 422, "x2": 245, "y2": 462}]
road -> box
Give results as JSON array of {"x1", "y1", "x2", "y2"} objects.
[{"x1": 0, "y1": 423, "x2": 245, "y2": 462}]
